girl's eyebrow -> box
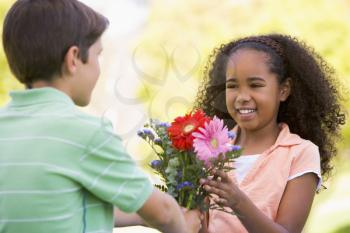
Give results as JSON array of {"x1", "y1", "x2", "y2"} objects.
[
  {"x1": 247, "y1": 77, "x2": 266, "y2": 82},
  {"x1": 226, "y1": 77, "x2": 266, "y2": 83},
  {"x1": 226, "y1": 78, "x2": 236, "y2": 83}
]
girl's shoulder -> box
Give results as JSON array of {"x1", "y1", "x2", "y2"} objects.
[{"x1": 276, "y1": 123, "x2": 319, "y2": 156}]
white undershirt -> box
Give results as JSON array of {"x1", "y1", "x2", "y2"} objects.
[
  {"x1": 234, "y1": 154, "x2": 323, "y2": 190},
  {"x1": 234, "y1": 154, "x2": 261, "y2": 183}
]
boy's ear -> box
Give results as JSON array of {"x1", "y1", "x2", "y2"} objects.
[
  {"x1": 62, "y1": 46, "x2": 80, "y2": 75},
  {"x1": 279, "y1": 78, "x2": 292, "y2": 102}
]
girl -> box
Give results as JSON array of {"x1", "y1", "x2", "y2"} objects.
[{"x1": 195, "y1": 34, "x2": 345, "y2": 233}]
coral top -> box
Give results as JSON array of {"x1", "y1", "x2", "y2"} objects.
[{"x1": 208, "y1": 123, "x2": 322, "y2": 233}]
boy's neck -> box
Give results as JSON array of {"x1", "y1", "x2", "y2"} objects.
[{"x1": 30, "y1": 79, "x2": 72, "y2": 100}]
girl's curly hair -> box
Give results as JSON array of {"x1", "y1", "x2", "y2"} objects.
[{"x1": 194, "y1": 34, "x2": 346, "y2": 180}]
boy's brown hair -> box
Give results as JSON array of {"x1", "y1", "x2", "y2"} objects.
[{"x1": 2, "y1": 0, "x2": 109, "y2": 88}]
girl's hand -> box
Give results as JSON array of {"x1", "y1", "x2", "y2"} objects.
[{"x1": 200, "y1": 170, "x2": 243, "y2": 210}]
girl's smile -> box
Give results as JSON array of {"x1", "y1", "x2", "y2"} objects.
[{"x1": 235, "y1": 108, "x2": 257, "y2": 121}]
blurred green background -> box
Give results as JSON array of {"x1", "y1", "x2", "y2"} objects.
[{"x1": 1, "y1": 0, "x2": 349, "y2": 232}]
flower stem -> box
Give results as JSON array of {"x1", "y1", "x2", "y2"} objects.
[
  {"x1": 186, "y1": 192, "x2": 193, "y2": 209},
  {"x1": 180, "y1": 151, "x2": 186, "y2": 206}
]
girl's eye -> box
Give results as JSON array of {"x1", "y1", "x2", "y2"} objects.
[
  {"x1": 250, "y1": 83, "x2": 264, "y2": 88},
  {"x1": 226, "y1": 84, "x2": 238, "y2": 89}
]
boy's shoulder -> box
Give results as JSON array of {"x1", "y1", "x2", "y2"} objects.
[
  {"x1": 52, "y1": 109, "x2": 113, "y2": 134},
  {"x1": 0, "y1": 88, "x2": 117, "y2": 144},
  {"x1": 72, "y1": 109, "x2": 114, "y2": 134},
  {"x1": 72, "y1": 109, "x2": 109, "y2": 126},
  {"x1": 63, "y1": 110, "x2": 117, "y2": 147},
  {"x1": 40, "y1": 109, "x2": 118, "y2": 150}
]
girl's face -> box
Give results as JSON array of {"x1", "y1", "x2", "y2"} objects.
[{"x1": 225, "y1": 48, "x2": 290, "y2": 132}]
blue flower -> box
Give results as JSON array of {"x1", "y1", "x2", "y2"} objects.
[
  {"x1": 137, "y1": 130, "x2": 146, "y2": 138},
  {"x1": 156, "y1": 122, "x2": 171, "y2": 128},
  {"x1": 142, "y1": 128, "x2": 155, "y2": 140},
  {"x1": 142, "y1": 128, "x2": 152, "y2": 134},
  {"x1": 176, "y1": 181, "x2": 194, "y2": 190},
  {"x1": 150, "y1": 160, "x2": 163, "y2": 168},
  {"x1": 154, "y1": 138, "x2": 162, "y2": 145},
  {"x1": 227, "y1": 131, "x2": 236, "y2": 139},
  {"x1": 176, "y1": 171, "x2": 183, "y2": 181},
  {"x1": 229, "y1": 145, "x2": 241, "y2": 151}
]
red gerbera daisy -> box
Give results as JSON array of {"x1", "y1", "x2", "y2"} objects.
[{"x1": 167, "y1": 109, "x2": 210, "y2": 150}]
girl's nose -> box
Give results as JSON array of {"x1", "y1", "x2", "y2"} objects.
[{"x1": 236, "y1": 90, "x2": 251, "y2": 103}]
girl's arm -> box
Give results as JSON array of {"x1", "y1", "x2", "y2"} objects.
[{"x1": 201, "y1": 170, "x2": 318, "y2": 233}]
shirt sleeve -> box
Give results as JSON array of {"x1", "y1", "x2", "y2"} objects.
[
  {"x1": 76, "y1": 120, "x2": 153, "y2": 213},
  {"x1": 288, "y1": 142, "x2": 322, "y2": 191}
]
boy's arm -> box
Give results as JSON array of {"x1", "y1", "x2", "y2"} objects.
[
  {"x1": 114, "y1": 208, "x2": 145, "y2": 227},
  {"x1": 198, "y1": 211, "x2": 209, "y2": 233},
  {"x1": 136, "y1": 188, "x2": 201, "y2": 233},
  {"x1": 198, "y1": 197, "x2": 209, "y2": 233}
]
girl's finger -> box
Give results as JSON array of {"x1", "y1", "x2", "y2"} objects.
[
  {"x1": 201, "y1": 177, "x2": 233, "y2": 194},
  {"x1": 214, "y1": 170, "x2": 229, "y2": 182},
  {"x1": 214, "y1": 197, "x2": 228, "y2": 206},
  {"x1": 203, "y1": 185, "x2": 227, "y2": 198},
  {"x1": 203, "y1": 179, "x2": 221, "y2": 189}
]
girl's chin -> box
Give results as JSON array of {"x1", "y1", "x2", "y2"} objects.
[
  {"x1": 233, "y1": 113, "x2": 257, "y2": 125},
  {"x1": 234, "y1": 120, "x2": 259, "y2": 131},
  {"x1": 237, "y1": 112, "x2": 256, "y2": 121}
]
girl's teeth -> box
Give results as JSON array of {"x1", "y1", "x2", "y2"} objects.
[{"x1": 238, "y1": 109, "x2": 255, "y2": 114}]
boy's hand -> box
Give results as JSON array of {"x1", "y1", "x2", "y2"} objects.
[
  {"x1": 200, "y1": 169, "x2": 243, "y2": 210},
  {"x1": 182, "y1": 208, "x2": 203, "y2": 233}
]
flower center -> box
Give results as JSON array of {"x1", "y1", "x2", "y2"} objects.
[
  {"x1": 210, "y1": 138, "x2": 218, "y2": 149},
  {"x1": 183, "y1": 124, "x2": 195, "y2": 133}
]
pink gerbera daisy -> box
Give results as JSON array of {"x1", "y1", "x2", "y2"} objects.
[{"x1": 192, "y1": 116, "x2": 230, "y2": 166}]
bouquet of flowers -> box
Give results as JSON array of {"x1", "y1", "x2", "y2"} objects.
[{"x1": 137, "y1": 109, "x2": 241, "y2": 212}]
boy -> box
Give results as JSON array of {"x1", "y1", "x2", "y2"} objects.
[{"x1": 0, "y1": 0, "x2": 201, "y2": 232}]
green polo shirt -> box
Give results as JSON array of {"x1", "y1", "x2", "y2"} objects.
[{"x1": 0, "y1": 87, "x2": 153, "y2": 233}]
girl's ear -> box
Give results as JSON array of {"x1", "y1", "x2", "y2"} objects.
[
  {"x1": 62, "y1": 46, "x2": 80, "y2": 75},
  {"x1": 279, "y1": 78, "x2": 292, "y2": 102}
]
